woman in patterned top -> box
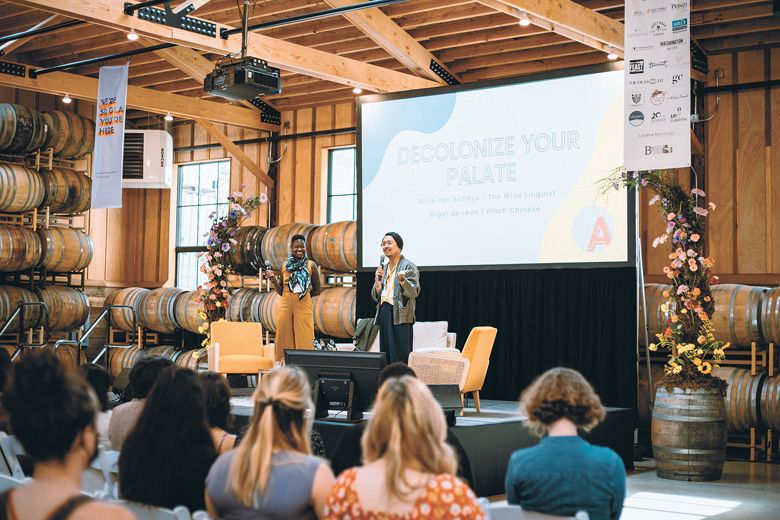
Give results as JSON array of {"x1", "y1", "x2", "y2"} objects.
[{"x1": 323, "y1": 376, "x2": 483, "y2": 520}]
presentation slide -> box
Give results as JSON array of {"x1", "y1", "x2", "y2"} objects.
[{"x1": 358, "y1": 68, "x2": 630, "y2": 270}]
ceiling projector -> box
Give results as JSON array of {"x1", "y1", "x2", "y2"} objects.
[{"x1": 204, "y1": 57, "x2": 282, "y2": 100}]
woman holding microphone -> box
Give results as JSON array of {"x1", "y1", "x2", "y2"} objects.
[
  {"x1": 372, "y1": 232, "x2": 420, "y2": 364},
  {"x1": 266, "y1": 234, "x2": 322, "y2": 361}
]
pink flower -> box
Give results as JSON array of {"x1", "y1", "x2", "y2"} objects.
[
  {"x1": 687, "y1": 249, "x2": 697, "y2": 257},
  {"x1": 260, "y1": 192, "x2": 269, "y2": 203},
  {"x1": 232, "y1": 191, "x2": 244, "y2": 199},
  {"x1": 214, "y1": 252, "x2": 222, "y2": 258},
  {"x1": 694, "y1": 207, "x2": 709, "y2": 216},
  {"x1": 688, "y1": 258, "x2": 698, "y2": 271},
  {"x1": 677, "y1": 284, "x2": 689, "y2": 295},
  {"x1": 691, "y1": 188, "x2": 706, "y2": 197},
  {"x1": 672, "y1": 259, "x2": 683, "y2": 268},
  {"x1": 648, "y1": 195, "x2": 660, "y2": 206},
  {"x1": 708, "y1": 202, "x2": 717, "y2": 210},
  {"x1": 690, "y1": 233, "x2": 700, "y2": 242},
  {"x1": 667, "y1": 212, "x2": 676, "y2": 221}
]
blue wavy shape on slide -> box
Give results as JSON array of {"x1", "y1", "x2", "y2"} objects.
[{"x1": 361, "y1": 94, "x2": 456, "y2": 189}]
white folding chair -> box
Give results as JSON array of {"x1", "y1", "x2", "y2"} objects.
[
  {"x1": 480, "y1": 498, "x2": 590, "y2": 520},
  {"x1": 111, "y1": 500, "x2": 192, "y2": 520},
  {"x1": 81, "y1": 448, "x2": 119, "y2": 499},
  {"x1": 0, "y1": 433, "x2": 25, "y2": 480},
  {"x1": 0, "y1": 474, "x2": 25, "y2": 493}
]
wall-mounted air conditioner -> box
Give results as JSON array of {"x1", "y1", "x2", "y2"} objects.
[{"x1": 122, "y1": 129, "x2": 173, "y2": 189}]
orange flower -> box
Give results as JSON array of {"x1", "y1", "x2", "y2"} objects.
[
  {"x1": 693, "y1": 358, "x2": 702, "y2": 366},
  {"x1": 697, "y1": 335, "x2": 707, "y2": 344},
  {"x1": 692, "y1": 288, "x2": 701, "y2": 296},
  {"x1": 704, "y1": 296, "x2": 711, "y2": 302},
  {"x1": 663, "y1": 327, "x2": 673, "y2": 337},
  {"x1": 700, "y1": 362, "x2": 712, "y2": 375},
  {"x1": 671, "y1": 315, "x2": 679, "y2": 323},
  {"x1": 662, "y1": 290, "x2": 670, "y2": 298}
]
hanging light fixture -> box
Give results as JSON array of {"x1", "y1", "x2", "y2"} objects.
[
  {"x1": 607, "y1": 47, "x2": 618, "y2": 60},
  {"x1": 352, "y1": 86, "x2": 363, "y2": 95},
  {"x1": 164, "y1": 112, "x2": 174, "y2": 122},
  {"x1": 127, "y1": 28, "x2": 139, "y2": 41},
  {"x1": 62, "y1": 93, "x2": 72, "y2": 104},
  {"x1": 518, "y1": 12, "x2": 531, "y2": 27}
]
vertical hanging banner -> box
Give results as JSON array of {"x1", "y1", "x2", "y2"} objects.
[
  {"x1": 624, "y1": 0, "x2": 691, "y2": 170},
  {"x1": 91, "y1": 63, "x2": 129, "y2": 209}
]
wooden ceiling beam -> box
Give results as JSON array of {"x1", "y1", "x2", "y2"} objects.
[
  {"x1": 196, "y1": 118, "x2": 274, "y2": 189},
  {"x1": 0, "y1": 59, "x2": 276, "y2": 131},
  {"x1": 693, "y1": 16, "x2": 780, "y2": 39},
  {"x1": 459, "y1": 51, "x2": 609, "y2": 83},
  {"x1": 448, "y1": 41, "x2": 594, "y2": 74},
  {"x1": 9, "y1": 0, "x2": 438, "y2": 92},
  {"x1": 477, "y1": 0, "x2": 623, "y2": 58}
]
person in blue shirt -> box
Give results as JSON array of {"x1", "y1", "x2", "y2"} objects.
[{"x1": 505, "y1": 367, "x2": 626, "y2": 520}]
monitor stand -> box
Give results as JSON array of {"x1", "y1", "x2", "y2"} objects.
[{"x1": 314, "y1": 375, "x2": 361, "y2": 421}]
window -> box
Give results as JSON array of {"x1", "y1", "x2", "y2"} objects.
[
  {"x1": 327, "y1": 147, "x2": 356, "y2": 223},
  {"x1": 175, "y1": 160, "x2": 231, "y2": 290}
]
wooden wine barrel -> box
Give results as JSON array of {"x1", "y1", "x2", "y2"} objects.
[
  {"x1": 761, "y1": 375, "x2": 780, "y2": 430},
  {"x1": 312, "y1": 287, "x2": 356, "y2": 338},
  {"x1": 53, "y1": 344, "x2": 87, "y2": 371},
  {"x1": 36, "y1": 286, "x2": 89, "y2": 331},
  {"x1": 638, "y1": 284, "x2": 671, "y2": 346},
  {"x1": 226, "y1": 288, "x2": 262, "y2": 323},
  {"x1": 175, "y1": 349, "x2": 201, "y2": 370},
  {"x1": 37, "y1": 226, "x2": 93, "y2": 273},
  {"x1": 713, "y1": 366, "x2": 766, "y2": 432},
  {"x1": 105, "y1": 287, "x2": 149, "y2": 331},
  {"x1": 139, "y1": 288, "x2": 184, "y2": 333},
  {"x1": 651, "y1": 386, "x2": 727, "y2": 481},
  {"x1": 258, "y1": 290, "x2": 280, "y2": 333},
  {"x1": 174, "y1": 290, "x2": 203, "y2": 334},
  {"x1": 44, "y1": 111, "x2": 94, "y2": 159},
  {"x1": 309, "y1": 221, "x2": 357, "y2": 273},
  {"x1": 760, "y1": 287, "x2": 780, "y2": 346},
  {"x1": 145, "y1": 345, "x2": 180, "y2": 362},
  {"x1": 39, "y1": 168, "x2": 91, "y2": 214},
  {"x1": 0, "y1": 225, "x2": 42, "y2": 272},
  {"x1": 227, "y1": 226, "x2": 268, "y2": 275},
  {"x1": 636, "y1": 363, "x2": 666, "y2": 428},
  {"x1": 108, "y1": 346, "x2": 146, "y2": 378},
  {"x1": 0, "y1": 285, "x2": 41, "y2": 329},
  {"x1": 0, "y1": 163, "x2": 46, "y2": 213},
  {"x1": 0, "y1": 104, "x2": 49, "y2": 153},
  {"x1": 260, "y1": 223, "x2": 317, "y2": 271},
  {"x1": 710, "y1": 284, "x2": 765, "y2": 346}
]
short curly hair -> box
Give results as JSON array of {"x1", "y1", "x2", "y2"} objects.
[{"x1": 520, "y1": 367, "x2": 605, "y2": 436}]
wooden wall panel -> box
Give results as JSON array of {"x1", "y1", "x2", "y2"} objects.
[
  {"x1": 0, "y1": 86, "x2": 170, "y2": 288},
  {"x1": 771, "y1": 48, "x2": 780, "y2": 274}
]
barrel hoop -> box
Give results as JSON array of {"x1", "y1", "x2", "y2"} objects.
[
  {"x1": 652, "y1": 446, "x2": 726, "y2": 456},
  {"x1": 335, "y1": 223, "x2": 349, "y2": 270},
  {"x1": 337, "y1": 290, "x2": 349, "y2": 336},
  {"x1": 728, "y1": 286, "x2": 738, "y2": 344},
  {"x1": 653, "y1": 413, "x2": 724, "y2": 422}
]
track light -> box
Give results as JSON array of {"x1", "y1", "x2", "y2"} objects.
[
  {"x1": 607, "y1": 47, "x2": 618, "y2": 60},
  {"x1": 62, "y1": 93, "x2": 72, "y2": 104},
  {"x1": 352, "y1": 86, "x2": 363, "y2": 95},
  {"x1": 164, "y1": 112, "x2": 174, "y2": 122},
  {"x1": 127, "y1": 29, "x2": 139, "y2": 41},
  {"x1": 518, "y1": 12, "x2": 531, "y2": 27}
]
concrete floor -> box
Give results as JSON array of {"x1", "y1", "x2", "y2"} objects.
[{"x1": 490, "y1": 460, "x2": 780, "y2": 519}]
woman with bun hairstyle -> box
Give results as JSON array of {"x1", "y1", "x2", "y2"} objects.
[
  {"x1": 0, "y1": 350, "x2": 133, "y2": 520},
  {"x1": 505, "y1": 367, "x2": 625, "y2": 520},
  {"x1": 205, "y1": 366, "x2": 335, "y2": 519}
]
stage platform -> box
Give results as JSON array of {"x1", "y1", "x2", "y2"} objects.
[{"x1": 231, "y1": 396, "x2": 633, "y2": 497}]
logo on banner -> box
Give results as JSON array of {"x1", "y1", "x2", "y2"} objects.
[
  {"x1": 672, "y1": 19, "x2": 688, "y2": 32},
  {"x1": 671, "y1": 73, "x2": 684, "y2": 85},
  {"x1": 629, "y1": 111, "x2": 645, "y2": 127},
  {"x1": 644, "y1": 144, "x2": 674, "y2": 155},
  {"x1": 671, "y1": 2, "x2": 688, "y2": 10},
  {"x1": 629, "y1": 92, "x2": 644, "y2": 107},
  {"x1": 669, "y1": 93, "x2": 689, "y2": 101},
  {"x1": 647, "y1": 6, "x2": 667, "y2": 14},
  {"x1": 661, "y1": 38, "x2": 684, "y2": 48},
  {"x1": 649, "y1": 60, "x2": 668, "y2": 69},
  {"x1": 650, "y1": 111, "x2": 667, "y2": 123},
  {"x1": 629, "y1": 78, "x2": 664, "y2": 86},
  {"x1": 670, "y1": 107, "x2": 688, "y2": 123},
  {"x1": 650, "y1": 89, "x2": 666, "y2": 105},
  {"x1": 650, "y1": 21, "x2": 667, "y2": 35},
  {"x1": 629, "y1": 60, "x2": 645, "y2": 74}
]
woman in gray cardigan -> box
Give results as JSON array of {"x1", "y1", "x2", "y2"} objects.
[{"x1": 371, "y1": 232, "x2": 420, "y2": 364}]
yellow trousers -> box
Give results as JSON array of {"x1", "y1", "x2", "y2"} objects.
[{"x1": 274, "y1": 288, "x2": 314, "y2": 361}]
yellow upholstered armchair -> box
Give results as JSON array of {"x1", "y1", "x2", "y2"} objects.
[
  {"x1": 408, "y1": 326, "x2": 497, "y2": 412},
  {"x1": 207, "y1": 321, "x2": 274, "y2": 375}
]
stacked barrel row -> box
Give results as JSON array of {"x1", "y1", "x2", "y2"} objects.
[
  {"x1": 0, "y1": 163, "x2": 92, "y2": 214},
  {"x1": 638, "y1": 283, "x2": 780, "y2": 433},
  {"x1": 107, "y1": 345, "x2": 200, "y2": 378},
  {"x1": 228, "y1": 221, "x2": 356, "y2": 274},
  {"x1": 0, "y1": 225, "x2": 93, "y2": 273},
  {"x1": 106, "y1": 285, "x2": 356, "y2": 339},
  {"x1": 0, "y1": 104, "x2": 95, "y2": 159},
  {"x1": 0, "y1": 285, "x2": 90, "y2": 331}
]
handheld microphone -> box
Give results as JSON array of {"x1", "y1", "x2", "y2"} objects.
[{"x1": 379, "y1": 255, "x2": 385, "y2": 268}]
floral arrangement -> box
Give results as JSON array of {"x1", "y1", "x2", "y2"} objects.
[
  {"x1": 605, "y1": 169, "x2": 728, "y2": 390},
  {"x1": 196, "y1": 190, "x2": 266, "y2": 346}
]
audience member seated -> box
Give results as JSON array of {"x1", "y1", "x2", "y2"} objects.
[
  {"x1": 79, "y1": 363, "x2": 113, "y2": 449},
  {"x1": 330, "y1": 362, "x2": 473, "y2": 486},
  {"x1": 0, "y1": 351, "x2": 133, "y2": 520},
  {"x1": 108, "y1": 356, "x2": 172, "y2": 450},
  {"x1": 505, "y1": 367, "x2": 625, "y2": 520},
  {"x1": 119, "y1": 366, "x2": 217, "y2": 512},
  {"x1": 323, "y1": 375, "x2": 483, "y2": 519},
  {"x1": 206, "y1": 367, "x2": 335, "y2": 519},
  {"x1": 199, "y1": 371, "x2": 237, "y2": 454}
]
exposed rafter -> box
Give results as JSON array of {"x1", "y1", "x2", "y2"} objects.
[
  {"x1": 0, "y1": 59, "x2": 276, "y2": 131},
  {"x1": 0, "y1": 14, "x2": 60, "y2": 56},
  {"x1": 8, "y1": 0, "x2": 439, "y2": 93},
  {"x1": 477, "y1": 0, "x2": 624, "y2": 57},
  {"x1": 323, "y1": 0, "x2": 460, "y2": 85}
]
